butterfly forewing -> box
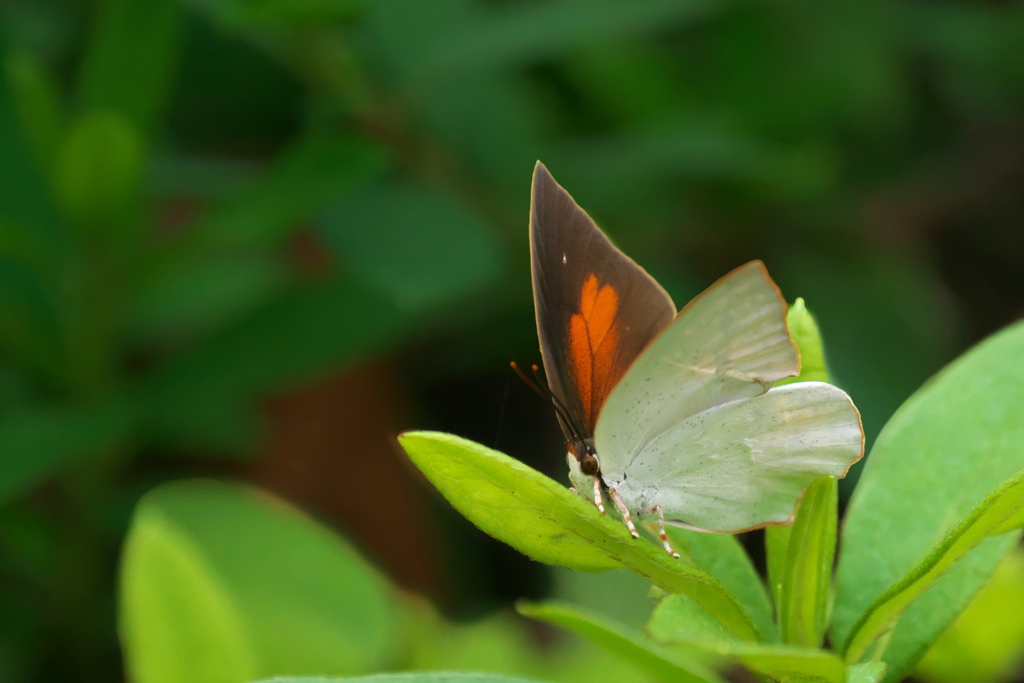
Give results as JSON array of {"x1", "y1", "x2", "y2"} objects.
[
  {"x1": 530, "y1": 162, "x2": 675, "y2": 436},
  {"x1": 595, "y1": 261, "x2": 799, "y2": 482}
]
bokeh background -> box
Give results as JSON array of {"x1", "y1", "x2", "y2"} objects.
[{"x1": 2, "y1": 0, "x2": 1024, "y2": 681}]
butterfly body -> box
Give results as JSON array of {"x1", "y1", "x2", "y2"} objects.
[{"x1": 528, "y1": 163, "x2": 864, "y2": 547}]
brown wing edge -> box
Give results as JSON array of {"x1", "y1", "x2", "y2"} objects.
[{"x1": 529, "y1": 160, "x2": 677, "y2": 431}]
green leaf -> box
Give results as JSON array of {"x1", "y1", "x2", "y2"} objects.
[
  {"x1": 398, "y1": 431, "x2": 760, "y2": 641},
  {"x1": 766, "y1": 523, "x2": 792, "y2": 620},
  {"x1": 199, "y1": 131, "x2": 386, "y2": 249},
  {"x1": 317, "y1": 182, "x2": 505, "y2": 312},
  {"x1": 119, "y1": 501, "x2": 259, "y2": 683},
  {"x1": 664, "y1": 527, "x2": 776, "y2": 643},
  {"x1": 0, "y1": 397, "x2": 134, "y2": 505},
  {"x1": 76, "y1": 0, "x2": 184, "y2": 133},
  {"x1": 517, "y1": 600, "x2": 721, "y2": 683},
  {"x1": 914, "y1": 548, "x2": 1024, "y2": 683},
  {"x1": 842, "y1": 467, "x2": 1024, "y2": 663},
  {"x1": 53, "y1": 111, "x2": 142, "y2": 224},
  {"x1": 649, "y1": 594, "x2": 847, "y2": 683},
  {"x1": 833, "y1": 320, "x2": 1024, "y2": 679},
  {"x1": 119, "y1": 480, "x2": 400, "y2": 682},
  {"x1": 253, "y1": 675, "x2": 549, "y2": 683},
  {"x1": 778, "y1": 477, "x2": 838, "y2": 648}
]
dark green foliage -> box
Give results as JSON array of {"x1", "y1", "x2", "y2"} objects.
[{"x1": 1, "y1": 0, "x2": 1024, "y2": 681}]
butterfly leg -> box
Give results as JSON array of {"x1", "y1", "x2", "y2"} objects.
[
  {"x1": 608, "y1": 487, "x2": 639, "y2": 538},
  {"x1": 593, "y1": 478, "x2": 606, "y2": 514},
  {"x1": 652, "y1": 505, "x2": 680, "y2": 558}
]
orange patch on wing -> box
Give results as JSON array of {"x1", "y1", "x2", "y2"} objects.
[{"x1": 569, "y1": 274, "x2": 622, "y2": 428}]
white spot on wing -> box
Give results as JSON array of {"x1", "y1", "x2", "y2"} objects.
[{"x1": 562, "y1": 253, "x2": 567, "y2": 264}]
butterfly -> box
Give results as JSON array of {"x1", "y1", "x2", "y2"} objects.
[{"x1": 521, "y1": 162, "x2": 864, "y2": 556}]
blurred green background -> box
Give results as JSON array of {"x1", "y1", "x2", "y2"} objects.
[{"x1": 1, "y1": 0, "x2": 1024, "y2": 681}]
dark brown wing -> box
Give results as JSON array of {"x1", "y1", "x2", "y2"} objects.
[{"x1": 530, "y1": 162, "x2": 676, "y2": 437}]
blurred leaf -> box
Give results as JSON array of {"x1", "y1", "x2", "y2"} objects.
[
  {"x1": 847, "y1": 663, "x2": 887, "y2": 683},
  {"x1": 777, "y1": 476, "x2": 837, "y2": 648},
  {"x1": 255, "y1": 675, "x2": 549, "y2": 683},
  {"x1": 842, "y1": 466, "x2": 1024, "y2": 663},
  {"x1": 663, "y1": 527, "x2": 776, "y2": 643},
  {"x1": 4, "y1": 52, "x2": 62, "y2": 170},
  {"x1": 402, "y1": 601, "x2": 541, "y2": 676},
  {"x1": 551, "y1": 567, "x2": 660, "y2": 632},
  {"x1": 419, "y1": 0, "x2": 722, "y2": 79},
  {"x1": 147, "y1": 154, "x2": 261, "y2": 200},
  {"x1": 649, "y1": 594, "x2": 847, "y2": 683},
  {"x1": 0, "y1": 240, "x2": 66, "y2": 382},
  {"x1": 318, "y1": 182, "x2": 505, "y2": 312},
  {"x1": 563, "y1": 42, "x2": 689, "y2": 126},
  {"x1": 77, "y1": 0, "x2": 184, "y2": 133},
  {"x1": 126, "y1": 254, "x2": 289, "y2": 342},
  {"x1": 402, "y1": 598, "x2": 661, "y2": 683},
  {"x1": 915, "y1": 548, "x2": 1024, "y2": 683},
  {"x1": 417, "y1": 76, "x2": 544, "y2": 193},
  {"x1": 183, "y1": 0, "x2": 364, "y2": 28},
  {"x1": 119, "y1": 501, "x2": 258, "y2": 683},
  {"x1": 556, "y1": 123, "x2": 838, "y2": 208},
  {"x1": 833, "y1": 320, "x2": 1024, "y2": 680},
  {"x1": 54, "y1": 111, "x2": 142, "y2": 225},
  {"x1": 0, "y1": 46, "x2": 63, "y2": 242},
  {"x1": 518, "y1": 601, "x2": 721, "y2": 683},
  {"x1": 119, "y1": 480, "x2": 400, "y2": 682},
  {"x1": 142, "y1": 279, "x2": 404, "y2": 449},
  {"x1": 398, "y1": 431, "x2": 760, "y2": 641},
  {"x1": 0, "y1": 397, "x2": 134, "y2": 505},
  {"x1": 199, "y1": 131, "x2": 387, "y2": 249}
]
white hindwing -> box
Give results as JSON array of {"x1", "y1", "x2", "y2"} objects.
[{"x1": 616, "y1": 382, "x2": 862, "y2": 532}]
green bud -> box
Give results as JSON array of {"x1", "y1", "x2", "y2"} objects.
[
  {"x1": 779, "y1": 297, "x2": 829, "y2": 384},
  {"x1": 54, "y1": 110, "x2": 142, "y2": 226}
]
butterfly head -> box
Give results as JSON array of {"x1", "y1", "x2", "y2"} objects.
[{"x1": 568, "y1": 438, "x2": 600, "y2": 476}]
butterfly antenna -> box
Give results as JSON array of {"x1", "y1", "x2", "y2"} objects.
[
  {"x1": 510, "y1": 361, "x2": 586, "y2": 447},
  {"x1": 510, "y1": 361, "x2": 547, "y2": 398},
  {"x1": 528, "y1": 364, "x2": 579, "y2": 429}
]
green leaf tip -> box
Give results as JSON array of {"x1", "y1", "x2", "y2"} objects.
[
  {"x1": 398, "y1": 430, "x2": 760, "y2": 641},
  {"x1": 398, "y1": 430, "x2": 622, "y2": 573},
  {"x1": 779, "y1": 297, "x2": 829, "y2": 385}
]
